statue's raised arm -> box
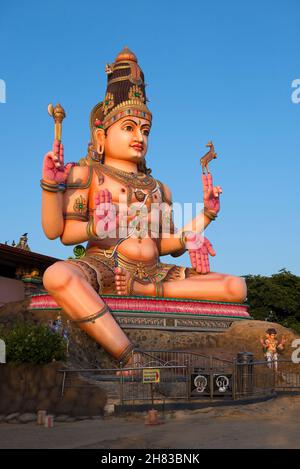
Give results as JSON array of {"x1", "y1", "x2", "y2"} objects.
[{"x1": 41, "y1": 138, "x2": 75, "y2": 239}]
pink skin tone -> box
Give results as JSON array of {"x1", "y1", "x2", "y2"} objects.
[
  {"x1": 185, "y1": 234, "x2": 216, "y2": 274},
  {"x1": 93, "y1": 189, "x2": 137, "y2": 238},
  {"x1": 42, "y1": 140, "x2": 75, "y2": 183},
  {"x1": 203, "y1": 172, "x2": 222, "y2": 214},
  {"x1": 94, "y1": 189, "x2": 118, "y2": 237},
  {"x1": 184, "y1": 172, "x2": 222, "y2": 274},
  {"x1": 114, "y1": 266, "x2": 126, "y2": 291}
]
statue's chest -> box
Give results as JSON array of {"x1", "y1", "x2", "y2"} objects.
[{"x1": 90, "y1": 168, "x2": 162, "y2": 209}]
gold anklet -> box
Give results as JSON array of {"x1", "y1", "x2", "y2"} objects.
[
  {"x1": 118, "y1": 343, "x2": 136, "y2": 365},
  {"x1": 73, "y1": 304, "x2": 109, "y2": 324}
]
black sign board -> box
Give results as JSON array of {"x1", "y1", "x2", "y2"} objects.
[{"x1": 191, "y1": 373, "x2": 232, "y2": 397}]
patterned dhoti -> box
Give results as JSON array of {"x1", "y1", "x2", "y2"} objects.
[{"x1": 66, "y1": 247, "x2": 197, "y2": 295}]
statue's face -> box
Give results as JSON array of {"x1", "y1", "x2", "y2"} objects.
[{"x1": 104, "y1": 116, "x2": 151, "y2": 162}]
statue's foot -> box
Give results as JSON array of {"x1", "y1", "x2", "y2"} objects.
[
  {"x1": 114, "y1": 267, "x2": 134, "y2": 295},
  {"x1": 114, "y1": 267, "x2": 156, "y2": 296}
]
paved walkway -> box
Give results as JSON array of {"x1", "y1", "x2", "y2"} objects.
[{"x1": 1, "y1": 396, "x2": 300, "y2": 449}]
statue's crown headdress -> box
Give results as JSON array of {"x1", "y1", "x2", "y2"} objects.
[{"x1": 90, "y1": 47, "x2": 152, "y2": 131}]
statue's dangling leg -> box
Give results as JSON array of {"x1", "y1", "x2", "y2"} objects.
[{"x1": 43, "y1": 261, "x2": 134, "y2": 363}]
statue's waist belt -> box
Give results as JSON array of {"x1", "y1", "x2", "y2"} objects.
[{"x1": 85, "y1": 247, "x2": 172, "y2": 284}]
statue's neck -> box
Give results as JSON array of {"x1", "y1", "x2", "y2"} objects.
[{"x1": 104, "y1": 157, "x2": 138, "y2": 174}]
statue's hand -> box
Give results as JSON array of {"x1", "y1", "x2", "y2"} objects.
[
  {"x1": 280, "y1": 336, "x2": 287, "y2": 346},
  {"x1": 185, "y1": 233, "x2": 216, "y2": 274},
  {"x1": 42, "y1": 140, "x2": 74, "y2": 183},
  {"x1": 202, "y1": 172, "x2": 222, "y2": 215},
  {"x1": 94, "y1": 189, "x2": 118, "y2": 238}
]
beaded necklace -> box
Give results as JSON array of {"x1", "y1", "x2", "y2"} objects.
[{"x1": 97, "y1": 163, "x2": 159, "y2": 204}]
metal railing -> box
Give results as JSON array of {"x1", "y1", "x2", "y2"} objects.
[
  {"x1": 118, "y1": 365, "x2": 189, "y2": 404},
  {"x1": 274, "y1": 359, "x2": 300, "y2": 391},
  {"x1": 57, "y1": 353, "x2": 300, "y2": 406},
  {"x1": 233, "y1": 360, "x2": 275, "y2": 400}
]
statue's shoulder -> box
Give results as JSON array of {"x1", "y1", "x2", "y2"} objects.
[
  {"x1": 66, "y1": 164, "x2": 94, "y2": 190},
  {"x1": 156, "y1": 179, "x2": 172, "y2": 204}
]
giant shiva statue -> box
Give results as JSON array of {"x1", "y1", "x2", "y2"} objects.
[{"x1": 41, "y1": 47, "x2": 246, "y2": 368}]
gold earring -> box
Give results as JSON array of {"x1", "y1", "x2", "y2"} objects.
[{"x1": 98, "y1": 143, "x2": 104, "y2": 155}]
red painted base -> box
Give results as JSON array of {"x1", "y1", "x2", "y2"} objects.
[{"x1": 29, "y1": 292, "x2": 250, "y2": 320}]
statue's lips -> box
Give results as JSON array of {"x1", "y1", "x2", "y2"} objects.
[{"x1": 131, "y1": 145, "x2": 143, "y2": 151}]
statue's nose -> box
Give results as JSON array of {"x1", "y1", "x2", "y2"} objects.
[{"x1": 134, "y1": 128, "x2": 143, "y2": 142}]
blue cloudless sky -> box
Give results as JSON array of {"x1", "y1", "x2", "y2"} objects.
[{"x1": 0, "y1": 0, "x2": 299, "y2": 276}]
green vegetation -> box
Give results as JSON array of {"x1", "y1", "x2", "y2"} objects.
[
  {"x1": 244, "y1": 269, "x2": 300, "y2": 333},
  {"x1": 0, "y1": 322, "x2": 67, "y2": 364}
]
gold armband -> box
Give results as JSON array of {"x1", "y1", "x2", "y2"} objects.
[{"x1": 63, "y1": 212, "x2": 89, "y2": 222}]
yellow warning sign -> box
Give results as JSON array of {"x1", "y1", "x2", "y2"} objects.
[{"x1": 143, "y1": 369, "x2": 160, "y2": 383}]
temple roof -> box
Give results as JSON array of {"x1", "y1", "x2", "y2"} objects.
[{"x1": 0, "y1": 243, "x2": 59, "y2": 279}]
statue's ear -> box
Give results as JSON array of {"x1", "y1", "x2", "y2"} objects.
[{"x1": 93, "y1": 128, "x2": 105, "y2": 154}]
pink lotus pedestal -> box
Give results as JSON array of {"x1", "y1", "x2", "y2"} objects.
[{"x1": 29, "y1": 293, "x2": 250, "y2": 332}]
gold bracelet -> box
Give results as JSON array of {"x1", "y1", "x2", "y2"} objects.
[
  {"x1": 179, "y1": 231, "x2": 194, "y2": 249},
  {"x1": 40, "y1": 179, "x2": 66, "y2": 193},
  {"x1": 179, "y1": 232, "x2": 186, "y2": 249},
  {"x1": 203, "y1": 207, "x2": 218, "y2": 221},
  {"x1": 86, "y1": 217, "x2": 99, "y2": 241}
]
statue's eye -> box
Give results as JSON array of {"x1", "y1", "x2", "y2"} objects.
[
  {"x1": 124, "y1": 125, "x2": 134, "y2": 132},
  {"x1": 142, "y1": 129, "x2": 150, "y2": 136}
]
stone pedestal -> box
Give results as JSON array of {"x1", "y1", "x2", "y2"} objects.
[{"x1": 29, "y1": 293, "x2": 250, "y2": 333}]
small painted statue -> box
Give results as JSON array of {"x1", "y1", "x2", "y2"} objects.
[
  {"x1": 260, "y1": 328, "x2": 286, "y2": 371},
  {"x1": 16, "y1": 233, "x2": 31, "y2": 251},
  {"x1": 49, "y1": 315, "x2": 70, "y2": 354},
  {"x1": 41, "y1": 47, "x2": 247, "y2": 369}
]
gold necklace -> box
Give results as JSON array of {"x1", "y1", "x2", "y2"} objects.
[
  {"x1": 99, "y1": 164, "x2": 158, "y2": 203},
  {"x1": 100, "y1": 164, "x2": 155, "y2": 188}
]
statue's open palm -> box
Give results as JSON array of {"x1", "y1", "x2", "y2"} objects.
[
  {"x1": 94, "y1": 191, "x2": 143, "y2": 239},
  {"x1": 94, "y1": 190, "x2": 118, "y2": 238},
  {"x1": 185, "y1": 233, "x2": 216, "y2": 274}
]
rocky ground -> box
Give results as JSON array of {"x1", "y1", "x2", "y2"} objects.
[
  {"x1": 0, "y1": 395, "x2": 300, "y2": 449},
  {"x1": 1, "y1": 298, "x2": 299, "y2": 366}
]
